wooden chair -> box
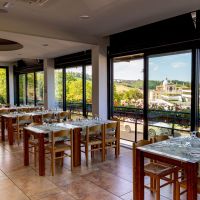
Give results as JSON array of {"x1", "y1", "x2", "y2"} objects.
[
  {"x1": 45, "y1": 129, "x2": 73, "y2": 176},
  {"x1": 103, "y1": 121, "x2": 120, "y2": 160},
  {"x1": 152, "y1": 135, "x2": 170, "y2": 143},
  {"x1": 27, "y1": 122, "x2": 44, "y2": 167},
  {"x1": 81, "y1": 124, "x2": 105, "y2": 166},
  {"x1": 13, "y1": 115, "x2": 33, "y2": 145},
  {"x1": 133, "y1": 140, "x2": 179, "y2": 200},
  {"x1": 175, "y1": 176, "x2": 200, "y2": 200},
  {"x1": 57, "y1": 111, "x2": 71, "y2": 122},
  {"x1": 42, "y1": 113, "x2": 55, "y2": 123}
]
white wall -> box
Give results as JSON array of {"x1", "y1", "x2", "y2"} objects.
[
  {"x1": 43, "y1": 58, "x2": 55, "y2": 109},
  {"x1": 92, "y1": 39, "x2": 108, "y2": 119}
]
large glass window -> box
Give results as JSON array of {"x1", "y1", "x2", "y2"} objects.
[
  {"x1": 86, "y1": 65, "x2": 92, "y2": 116},
  {"x1": 66, "y1": 67, "x2": 83, "y2": 115},
  {"x1": 36, "y1": 71, "x2": 44, "y2": 106},
  {"x1": 148, "y1": 51, "x2": 192, "y2": 138},
  {"x1": 19, "y1": 74, "x2": 26, "y2": 105},
  {"x1": 113, "y1": 56, "x2": 144, "y2": 142},
  {"x1": 27, "y1": 73, "x2": 35, "y2": 105},
  {"x1": 0, "y1": 68, "x2": 8, "y2": 104},
  {"x1": 55, "y1": 69, "x2": 63, "y2": 108}
]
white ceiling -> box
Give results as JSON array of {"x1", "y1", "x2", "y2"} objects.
[{"x1": 0, "y1": 0, "x2": 199, "y2": 62}]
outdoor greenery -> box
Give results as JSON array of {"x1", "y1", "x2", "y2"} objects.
[
  {"x1": 0, "y1": 68, "x2": 7, "y2": 104},
  {"x1": 55, "y1": 70, "x2": 92, "y2": 106}
]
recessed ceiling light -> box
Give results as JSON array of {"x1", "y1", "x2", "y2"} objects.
[
  {"x1": 42, "y1": 44, "x2": 48, "y2": 47},
  {"x1": 80, "y1": 15, "x2": 90, "y2": 20}
]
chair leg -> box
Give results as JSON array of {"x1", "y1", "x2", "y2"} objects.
[
  {"x1": 85, "y1": 145, "x2": 88, "y2": 166},
  {"x1": 150, "y1": 177, "x2": 154, "y2": 192},
  {"x1": 156, "y1": 178, "x2": 160, "y2": 200},
  {"x1": 34, "y1": 146, "x2": 37, "y2": 168},
  {"x1": 51, "y1": 153, "x2": 55, "y2": 176}
]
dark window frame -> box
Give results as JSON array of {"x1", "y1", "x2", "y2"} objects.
[
  {"x1": 108, "y1": 47, "x2": 199, "y2": 141},
  {"x1": 0, "y1": 66, "x2": 9, "y2": 104},
  {"x1": 16, "y1": 71, "x2": 44, "y2": 106},
  {"x1": 55, "y1": 65, "x2": 92, "y2": 117}
]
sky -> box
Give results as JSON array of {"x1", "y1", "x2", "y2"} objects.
[{"x1": 114, "y1": 51, "x2": 192, "y2": 82}]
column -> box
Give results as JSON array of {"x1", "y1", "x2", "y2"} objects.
[
  {"x1": 43, "y1": 58, "x2": 55, "y2": 109},
  {"x1": 9, "y1": 65, "x2": 14, "y2": 106},
  {"x1": 92, "y1": 39, "x2": 108, "y2": 119}
]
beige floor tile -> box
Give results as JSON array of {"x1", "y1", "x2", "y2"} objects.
[
  {"x1": 0, "y1": 178, "x2": 29, "y2": 200},
  {"x1": 12, "y1": 175, "x2": 57, "y2": 196}
]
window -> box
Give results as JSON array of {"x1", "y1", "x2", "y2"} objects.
[
  {"x1": 148, "y1": 51, "x2": 192, "y2": 138},
  {"x1": 18, "y1": 71, "x2": 44, "y2": 106},
  {"x1": 86, "y1": 65, "x2": 92, "y2": 116},
  {"x1": 36, "y1": 71, "x2": 44, "y2": 106},
  {"x1": 0, "y1": 68, "x2": 8, "y2": 104},
  {"x1": 66, "y1": 67, "x2": 83, "y2": 115},
  {"x1": 19, "y1": 74, "x2": 26, "y2": 105},
  {"x1": 113, "y1": 56, "x2": 144, "y2": 142},
  {"x1": 27, "y1": 73, "x2": 34, "y2": 105},
  {"x1": 55, "y1": 69, "x2": 63, "y2": 108}
]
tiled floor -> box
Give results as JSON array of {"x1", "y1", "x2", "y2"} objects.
[{"x1": 0, "y1": 140, "x2": 198, "y2": 200}]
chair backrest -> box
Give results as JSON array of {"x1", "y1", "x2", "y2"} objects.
[
  {"x1": 86, "y1": 124, "x2": 103, "y2": 142},
  {"x1": 58, "y1": 111, "x2": 71, "y2": 121},
  {"x1": 42, "y1": 113, "x2": 54, "y2": 122},
  {"x1": 51, "y1": 129, "x2": 73, "y2": 147},
  {"x1": 17, "y1": 115, "x2": 33, "y2": 126},
  {"x1": 0, "y1": 109, "x2": 9, "y2": 115},
  {"x1": 27, "y1": 122, "x2": 42, "y2": 127},
  {"x1": 105, "y1": 121, "x2": 118, "y2": 136},
  {"x1": 132, "y1": 140, "x2": 151, "y2": 200},
  {"x1": 153, "y1": 135, "x2": 169, "y2": 143}
]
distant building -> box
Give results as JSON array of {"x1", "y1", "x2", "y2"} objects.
[{"x1": 150, "y1": 78, "x2": 191, "y2": 102}]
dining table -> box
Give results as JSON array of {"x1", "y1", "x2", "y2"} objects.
[
  {"x1": 1, "y1": 110, "x2": 61, "y2": 145},
  {"x1": 135, "y1": 136, "x2": 200, "y2": 200},
  {"x1": 23, "y1": 119, "x2": 120, "y2": 176}
]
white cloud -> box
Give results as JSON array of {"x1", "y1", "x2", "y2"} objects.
[{"x1": 171, "y1": 62, "x2": 187, "y2": 68}]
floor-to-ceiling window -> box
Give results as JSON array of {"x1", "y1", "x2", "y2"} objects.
[
  {"x1": 113, "y1": 55, "x2": 144, "y2": 142},
  {"x1": 27, "y1": 73, "x2": 34, "y2": 105},
  {"x1": 86, "y1": 65, "x2": 92, "y2": 116},
  {"x1": 66, "y1": 67, "x2": 83, "y2": 115},
  {"x1": 19, "y1": 74, "x2": 26, "y2": 105},
  {"x1": 36, "y1": 71, "x2": 44, "y2": 106},
  {"x1": 0, "y1": 68, "x2": 8, "y2": 104},
  {"x1": 17, "y1": 71, "x2": 44, "y2": 106},
  {"x1": 54, "y1": 65, "x2": 92, "y2": 116},
  {"x1": 110, "y1": 50, "x2": 194, "y2": 144},
  {"x1": 55, "y1": 69, "x2": 63, "y2": 109},
  {"x1": 148, "y1": 51, "x2": 192, "y2": 138}
]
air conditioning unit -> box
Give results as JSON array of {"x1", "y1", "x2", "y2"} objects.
[{"x1": 18, "y1": 0, "x2": 49, "y2": 6}]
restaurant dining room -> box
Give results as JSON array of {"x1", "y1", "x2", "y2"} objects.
[{"x1": 0, "y1": 1, "x2": 200, "y2": 200}]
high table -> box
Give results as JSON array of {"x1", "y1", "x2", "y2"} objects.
[
  {"x1": 135, "y1": 136, "x2": 200, "y2": 200},
  {"x1": 24, "y1": 120, "x2": 120, "y2": 176}
]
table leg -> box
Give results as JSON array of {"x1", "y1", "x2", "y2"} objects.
[
  {"x1": 73, "y1": 128, "x2": 81, "y2": 167},
  {"x1": 24, "y1": 129, "x2": 29, "y2": 166},
  {"x1": 38, "y1": 134, "x2": 45, "y2": 176},
  {"x1": 1, "y1": 116, "x2": 5, "y2": 141},
  {"x1": 135, "y1": 148, "x2": 144, "y2": 200},
  {"x1": 186, "y1": 162, "x2": 198, "y2": 200},
  {"x1": 7, "y1": 118, "x2": 14, "y2": 145},
  {"x1": 116, "y1": 121, "x2": 120, "y2": 156}
]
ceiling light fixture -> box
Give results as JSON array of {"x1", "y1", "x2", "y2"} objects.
[
  {"x1": 3, "y1": 1, "x2": 11, "y2": 8},
  {"x1": 80, "y1": 15, "x2": 90, "y2": 20}
]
